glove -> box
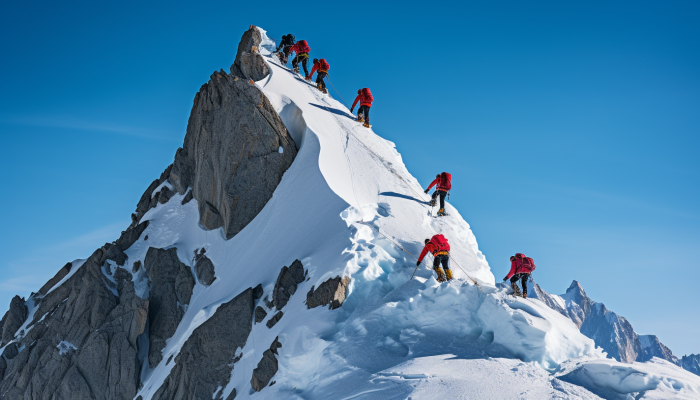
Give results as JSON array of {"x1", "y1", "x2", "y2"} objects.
[
  {"x1": 503, "y1": 276, "x2": 508, "y2": 282},
  {"x1": 424, "y1": 189, "x2": 429, "y2": 194},
  {"x1": 416, "y1": 261, "x2": 421, "y2": 267},
  {"x1": 350, "y1": 107, "x2": 354, "y2": 113}
]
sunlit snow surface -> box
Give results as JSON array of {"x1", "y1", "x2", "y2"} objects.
[{"x1": 118, "y1": 28, "x2": 700, "y2": 399}]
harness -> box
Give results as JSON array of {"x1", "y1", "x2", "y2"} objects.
[
  {"x1": 433, "y1": 250, "x2": 449, "y2": 257},
  {"x1": 298, "y1": 52, "x2": 309, "y2": 59},
  {"x1": 319, "y1": 69, "x2": 328, "y2": 74}
]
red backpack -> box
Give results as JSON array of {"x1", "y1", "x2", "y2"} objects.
[
  {"x1": 516, "y1": 253, "x2": 536, "y2": 273},
  {"x1": 431, "y1": 234, "x2": 450, "y2": 253},
  {"x1": 440, "y1": 172, "x2": 452, "y2": 191},
  {"x1": 361, "y1": 88, "x2": 373, "y2": 103},
  {"x1": 319, "y1": 59, "x2": 329, "y2": 71}
]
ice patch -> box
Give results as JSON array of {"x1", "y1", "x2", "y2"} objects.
[{"x1": 57, "y1": 341, "x2": 77, "y2": 355}]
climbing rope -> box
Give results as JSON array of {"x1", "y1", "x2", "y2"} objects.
[
  {"x1": 326, "y1": 75, "x2": 352, "y2": 110},
  {"x1": 358, "y1": 221, "x2": 482, "y2": 291}
]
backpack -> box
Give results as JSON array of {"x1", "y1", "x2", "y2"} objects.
[
  {"x1": 516, "y1": 253, "x2": 536, "y2": 273},
  {"x1": 288, "y1": 34, "x2": 295, "y2": 43},
  {"x1": 319, "y1": 59, "x2": 329, "y2": 70},
  {"x1": 431, "y1": 234, "x2": 450, "y2": 252},
  {"x1": 440, "y1": 172, "x2": 452, "y2": 191},
  {"x1": 362, "y1": 88, "x2": 373, "y2": 102}
]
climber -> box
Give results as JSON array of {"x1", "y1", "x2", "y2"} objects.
[
  {"x1": 502, "y1": 253, "x2": 536, "y2": 298},
  {"x1": 416, "y1": 234, "x2": 453, "y2": 282},
  {"x1": 276, "y1": 33, "x2": 296, "y2": 64},
  {"x1": 350, "y1": 88, "x2": 373, "y2": 128},
  {"x1": 306, "y1": 58, "x2": 329, "y2": 94},
  {"x1": 424, "y1": 172, "x2": 451, "y2": 216},
  {"x1": 288, "y1": 39, "x2": 311, "y2": 76}
]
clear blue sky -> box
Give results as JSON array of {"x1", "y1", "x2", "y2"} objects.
[{"x1": 1, "y1": 1, "x2": 698, "y2": 356}]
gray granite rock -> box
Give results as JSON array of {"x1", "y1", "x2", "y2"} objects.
[
  {"x1": 38, "y1": 262, "x2": 72, "y2": 295},
  {"x1": 250, "y1": 337, "x2": 282, "y2": 392},
  {"x1": 255, "y1": 306, "x2": 267, "y2": 323},
  {"x1": 0, "y1": 295, "x2": 27, "y2": 346},
  {"x1": 115, "y1": 220, "x2": 149, "y2": 252},
  {"x1": 195, "y1": 253, "x2": 216, "y2": 286},
  {"x1": 169, "y1": 26, "x2": 297, "y2": 240},
  {"x1": 306, "y1": 276, "x2": 351, "y2": 310},
  {"x1": 153, "y1": 287, "x2": 255, "y2": 399},
  {"x1": 0, "y1": 246, "x2": 147, "y2": 400},
  {"x1": 273, "y1": 260, "x2": 306, "y2": 310},
  {"x1": 266, "y1": 311, "x2": 283, "y2": 329},
  {"x1": 102, "y1": 242, "x2": 128, "y2": 266},
  {"x1": 129, "y1": 165, "x2": 173, "y2": 228},
  {"x1": 144, "y1": 247, "x2": 195, "y2": 368},
  {"x1": 230, "y1": 25, "x2": 269, "y2": 81}
]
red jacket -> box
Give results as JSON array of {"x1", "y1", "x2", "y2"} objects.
[
  {"x1": 352, "y1": 88, "x2": 373, "y2": 109},
  {"x1": 505, "y1": 254, "x2": 535, "y2": 279},
  {"x1": 427, "y1": 177, "x2": 449, "y2": 192},
  {"x1": 309, "y1": 58, "x2": 329, "y2": 78},
  {"x1": 289, "y1": 40, "x2": 310, "y2": 56},
  {"x1": 418, "y1": 236, "x2": 450, "y2": 263}
]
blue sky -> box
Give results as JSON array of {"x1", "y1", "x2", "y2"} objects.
[{"x1": 1, "y1": 1, "x2": 698, "y2": 356}]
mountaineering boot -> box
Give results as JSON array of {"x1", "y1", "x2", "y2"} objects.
[
  {"x1": 428, "y1": 199, "x2": 437, "y2": 207},
  {"x1": 357, "y1": 114, "x2": 364, "y2": 123},
  {"x1": 445, "y1": 269, "x2": 453, "y2": 281},
  {"x1": 434, "y1": 267, "x2": 447, "y2": 282},
  {"x1": 522, "y1": 291, "x2": 527, "y2": 299},
  {"x1": 437, "y1": 208, "x2": 446, "y2": 216},
  {"x1": 510, "y1": 282, "x2": 522, "y2": 297},
  {"x1": 294, "y1": 66, "x2": 299, "y2": 74},
  {"x1": 363, "y1": 121, "x2": 370, "y2": 128}
]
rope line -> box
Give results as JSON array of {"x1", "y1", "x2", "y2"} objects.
[{"x1": 358, "y1": 221, "x2": 482, "y2": 291}]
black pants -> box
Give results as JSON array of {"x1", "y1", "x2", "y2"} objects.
[
  {"x1": 432, "y1": 190, "x2": 447, "y2": 209},
  {"x1": 279, "y1": 45, "x2": 292, "y2": 62},
  {"x1": 358, "y1": 105, "x2": 370, "y2": 123},
  {"x1": 433, "y1": 254, "x2": 450, "y2": 271},
  {"x1": 316, "y1": 71, "x2": 327, "y2": 90},
  {"x1": 292, "y1": 54, "x2": 309, "y2": 76},
  {"x1": 510, "y1": 273, "x2": 530, "y2": 295}
]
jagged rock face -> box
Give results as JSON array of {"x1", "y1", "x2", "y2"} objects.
[
  {"x1": 306, "y1": 276, "x2": 351, "y2": 310},
  {"x1": 266, "y1": 311, "x2": 283, "y2": 328},
  {"x1": 38, "y1": 262, "x2": 72, "y2": 295},
  {"x1": 255, "y1": 306, "x2": 267, "y2": 323},
  {"x1": 638, "y1": 335, "x2": 679, "y2": 364},
  {"x1": 682, "y1": 354, "x2": 700, "y2": 376},
  {"x1": 273, "y1": 260, "x2": 306, "y2": 310},
  {"x1": 0, "y1": 295, "x2": 27, "y2": 346},
  {"x1": 130, "y1": 165, "x2": 173, "y2": 228},
  {"x1": 0, "y1": 247, "x2": 148, "y2": 400},
  {"x1": 153, "y1": 287, "x2": 256, "y2": 399},
  {"x1": 250, "y1": 337, "x2": 282, "y2": 392},
  {"x1": 194, "y1": 252, "x2": 217, "y2": 286},
  {"x1": 231, "y1": 26, "x2": 270, "y2": 81},
  {"x1": 170, "y1": 26, "x2": 297, "y2": 239},
  {"x1": 144, "y1": 247, "x2": 195, "y2": 368},
  {"x1": 116, "y1": 220, "x2": 149, "y2": 253}
]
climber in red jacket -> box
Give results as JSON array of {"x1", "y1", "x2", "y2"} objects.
[
  {"x1": 350, "y1": 88, "x2": 373, "y2": 128},
  {"x1": 288, "y1": 40, "x2": 311, "y2": 76},
  {"x1": 424, "y1": 172, "x2": 452, "y2": 216},
  {"x1": 417, "y1": 234, "x2": 452, "y2": 282},
  {"x1": 503, "y1": 253, "x2": 536, "y2": 298},
  {"x1": 306, "y1": 58, "x2": 329, "y2": 94}
]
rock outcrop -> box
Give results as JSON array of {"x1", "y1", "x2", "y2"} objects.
[
  {"x1": 0, "y1": 247, "x2": 148, "y2": 400},
  {"x1": 266, "y1": 311, "x2": 283, "y2": 328},
  {"x1": 681, "y1": 354, "x2": 700, "y2": 376},
  {"x1": 250, "y1": 337, "x2": 282, "y2": 392},
  {"x1": 230, "y1": 25, "x2": 270, "y2": 82},
  {"x1": 306, "y1": 276, "x2": 350, "y2": 310},
  {"x1": 153, "y1": 287, "x2": 256, "y2": 399},
  {"x1": 194, "y1": 249, "x2": 217, "y2": 286},
  {"x1": 144, "y1": 247, "x2": 195, "y2": 368},
  {"x1": 638, "y1": 335, "x2": 679, "y2": 364},
  {"x1": 255, "y1": 306, "x2": 267, "y2": 323},
  {"x1": 38, "y1": 262, "x2": 72, "y2": 295},
  {"x1": 115, "y1": 220, "x2": 149, "y2": 252},
  {"x1": 129, "y1": 165, "x2": 173, "y2": 228},
  {"x1": 272, "y1": 260, "x2": 306, "y2": 310},
  {"x1": 0, "y1": 296, "x2": 27, "y2": 346},
  {"x1": 169, "y1": 25, "x2": 298, "y2": 239}
]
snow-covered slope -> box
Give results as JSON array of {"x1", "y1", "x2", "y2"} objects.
[{"x1": 2, "y1": 26, "x2": 699, "y2": 400}]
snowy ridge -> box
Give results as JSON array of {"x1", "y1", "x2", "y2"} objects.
[{"x1": 131, "y1": 28, "x2": 700, "y2": 399}]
